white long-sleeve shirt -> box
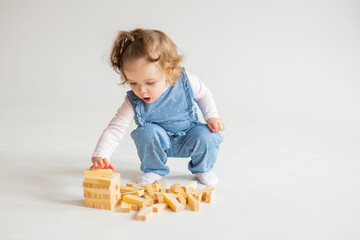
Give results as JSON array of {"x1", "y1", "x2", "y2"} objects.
[{"x1": 92, "y1": 71, "x2": 219, "y2": 159}]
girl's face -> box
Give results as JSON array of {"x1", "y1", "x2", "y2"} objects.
[{"x1": 124, "y1": 57, "x2": 169, "y2": 103}]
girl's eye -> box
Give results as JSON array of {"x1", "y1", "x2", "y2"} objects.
[
  {"x1": 129, "y1": 82, "x2": 137, "y2": 86},
  {"x1": 147, "y1": 82, "x2": 155, "y2": 85}
]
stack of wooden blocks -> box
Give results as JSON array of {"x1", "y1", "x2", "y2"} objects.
[
  {"x1": 83, "y1": 169, "x2": 121, "y2": 210},
  {"x1": 82, "y1": 169, "x2": 215, "y2": 221}
]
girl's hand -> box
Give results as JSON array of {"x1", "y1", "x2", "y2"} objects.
[
  {"x1": 90, "y1": 157, "x2": 115, "y2": 171},
  {"x1": 207, "y1": 118, "x2": 225, "y2": 132}
]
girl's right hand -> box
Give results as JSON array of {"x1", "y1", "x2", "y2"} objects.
[{"x1": 90, "y1": 157, "x2": 115, "y2": 171}]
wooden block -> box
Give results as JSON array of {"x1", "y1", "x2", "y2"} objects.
[
  {"x1": 84, "y1": 191, "x2": 112, "y2": 200},
  {"x1": 136, "y1": 206, "x2": 153, "y2": 221},
  {"x1": 122, "y1": 194, "x2": 148, "y2": 207},
  {"x1": 183, "y1": 181, "x2": 197, "y2": 193},
  {"x1": 155, "y1": 192, "x2": 164, "y2": 203},
  {"x1": 84, "y1": 195, "x2": 120, "y2": 206},
  {"x1": 119, "y1": 201, "x2": 132, "y2": 213},
  {"x1": 179, "y1": 188, "x2": 188, "y2": 200},
  {"x1": 120, "y1": 186, "x2": 143, "y2": 193},
  {"x1": 152, "y1": 182, "x2": 160, "y2": 192},
  {"x1": 145, "y1": 183, "x2": 156, "y2": 197},
  {"x1": 163, "y1": 193, "x2": 184, "y2": 212},
  {"x1": 157, "y1": 179, "x2": 167, "y2": 193},
  {"x1": 177, "y1": 194, "x2": 186, "y2": 208},
  {"x1": 126, "y1": 183, "x2": 146, "y2": 189},
  {"x1": 84, "y1": 197, "x2": 121, "y2": 210},
  {"x1": 202, "y1": 185, "x2": 215, "y2": 203},
  {"x1": 204, "y1": 193, "x2": 213, "y2": 203},
  {"x1": 152, "y1": 203, "x2": 168, "y2": 213},
  {"x1": 83, "y1": 181, "x2": 119, "y2": 190},
  {"x1": 83, "y1": 187, "x2": 118, "y2": 195},
  {"x1": 204, "y1": 185, "x2": 215, "y2": 193},
  {"x1": 85, "y1": 201, "x2": 111, "y2": 210},
  {"x1": 84, "y1": 173, "x2": 120, "y2": 186},
  {"x1": 170, "y1": 183, "x2": 181, "y2": 193},
  {"x1": 119, "y1": 201, "x2": 140, "y2": 211},
  {"x1": 193, "y1": 188, "x2": 203, "y2": 201},
  {"x1": 123, "y1": 189, "x2": 145, "y2": 197},
  {"x1": 84, "y1": 169, "x2": 114, "y2": 178},
  {"x1": 143, "y1": 192, "x2": 155, "y2": 205},
  {"x1": 187, "y1": 193, "x2": 199, "y2": 212},
  {"x1": 165, "y1": 188, "x2": 175, "y2": 194},
  {"x1": 129, "y1": 203, "x2": 140, "y2": 211}
]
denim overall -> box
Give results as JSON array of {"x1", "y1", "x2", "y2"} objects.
[{"x1": 127, "y1": 68, "x2": 224, "y2": 176}]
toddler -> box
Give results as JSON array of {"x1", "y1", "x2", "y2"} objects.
[{"x1": 90, "y1": 28, "x2": 225, "y2": 185}]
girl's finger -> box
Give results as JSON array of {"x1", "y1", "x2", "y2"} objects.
[
  {"x1": 103, "y1": 159, "x2": 114, "y2": 171},
  {"x1": 109, "y1": 163, "x2": 115, "y2": 171},
  {"x1": 103, "y1": 159, "x2": 110, "y2": 168},
  {"x1": 214, "y1": 121, "x2": 218, "y2": 131},
  {"x1": 98, "y1": 159, "x2": 105, "y2": 168},
  {"x1": 218, "y1": 121, "x2": 224, "y2": 131},
  {"x1": 207, "y1": 122, "x2": 214, "y2": 132},
  {"x1": 91, "y1": 161, "x2": 99, "y2": 169}
]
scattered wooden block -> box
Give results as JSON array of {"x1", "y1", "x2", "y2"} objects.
[
  {"x1": 124, "y1": 189, "x2": 145, "y2": 197},
  {"x1": 122, "y1": 194, "x2": 148, "y2": 207},
  {"x1": 202, "y1": 185, "x2": 215, "y2": 203},
  {"x1": 152, "y1": 182, "x2": 160, "y2": 192},
  {"x1": 155, "y1": 192, "x2": 164, "y2": 203},
  {"x1": 128, "y1": 202, "x2": 140, "y2": 211},
  {"x1": 152, "y1": 203, "x2": 168, "y2": 213},
  {"x1": 119, "y1": 201, "x2": 132, "y2": 213},
  {"x1": 177, "y1": 194, "x2": 186, "y2": 208},
  {"x1": 165, "y1": 188, "x2": 175, "y2": 194},
  {"x1": 179, "y1": 188, "x2": 188, "y2": 200},
  {"x1": 120, "y1": 186, "x2": 142, "y2": 193},
  {"x1": 183, "y1": 181, "x2": 197, "y2": 195},
  {"x1": 126, "y1": 183, "x2": 146, "y2": 189},
  {"x1": 187, "y1": 193, "x2": 199, "y2": 212},
  {"x1": 170, "y1": 183, "x2": 181, "y2": 193},
  {"x1": 193, "y1": 188, "x2": 203, "y2": 201},
  {"x1": 183, "y1": 181, "x2": 197, "y2": 191},
  {"x1": 143, "y1": 192, "x2": 155, "y2": 205},
  {"x1": 136, "y1": 206, "x2": 153, "y2": 221},
  {"x1": 163, "y1": 193, "x2": 184, "y2": 212},
  {"x1": 156, "y1": 179, "x2": 167, "y2": 193},
  {"x1": 145, "y1": 183, "x2": 156, "y2": 197}
]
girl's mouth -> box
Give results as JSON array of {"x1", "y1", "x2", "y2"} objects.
[{"x1": 142, "y1": 97, "x2": 151, "y2": 103}]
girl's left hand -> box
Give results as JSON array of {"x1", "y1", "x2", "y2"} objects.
[{"x1": 207, "y1": 118, "x2": 225, "y2": 132}]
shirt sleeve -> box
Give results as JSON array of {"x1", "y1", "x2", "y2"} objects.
[
  {"x1": 92, "y1": 96, "x2": 134, "y2": 159},
  {"x1": 187, "y1": 71, "x2": 220, "y2": 121}
]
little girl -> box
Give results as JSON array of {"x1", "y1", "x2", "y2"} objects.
[{"x1": 90, "y1": 28, "x2": 225, "y2": 185}]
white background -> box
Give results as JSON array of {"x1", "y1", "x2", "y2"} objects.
[{"x1": 1, "y1": 0, "x2": 359, "y2": 239}]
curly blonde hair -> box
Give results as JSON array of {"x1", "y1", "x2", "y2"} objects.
[{"x1": 109, "y1": 28, "x2": 184, "y2": 85}]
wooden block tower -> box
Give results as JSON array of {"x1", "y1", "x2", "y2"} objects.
[{"x1": 83, "y1": 169, "x2": 121, "y2": 210}]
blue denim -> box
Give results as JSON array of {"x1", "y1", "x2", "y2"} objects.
[{"x1": 127, "y1": 68, "x2": 224, "y2": 176}]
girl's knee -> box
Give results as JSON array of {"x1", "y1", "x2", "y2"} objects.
[
  {"x1": 192, "y1": 124, "x2": 224, "y2": 146},
  {"x1": 131, "y1": 124, "x2": 169, "y2": 144}
]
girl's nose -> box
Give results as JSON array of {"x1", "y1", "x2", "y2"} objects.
[{"x1": 138, "y1": 85, "x2": 147, "y2": 93}]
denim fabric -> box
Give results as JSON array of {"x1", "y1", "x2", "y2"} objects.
[{"x1": 128, "y1": 68, "x2": 224, "y2": 176}]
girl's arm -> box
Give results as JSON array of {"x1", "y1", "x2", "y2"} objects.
[
  {"x1": 187, "y1": 71, "x2": 225, "y2": 132},
  {"x1": 90, "y1": 96, "x2": 134, "y2": 170}
]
